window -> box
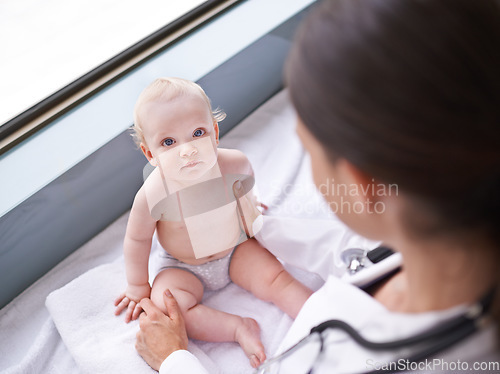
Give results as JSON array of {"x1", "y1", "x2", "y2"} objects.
[{"x1": 0, "y1": 0, "x2": 206, "y2": 127}]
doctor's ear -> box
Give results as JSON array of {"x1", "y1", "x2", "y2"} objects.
[{"x1": 140, "y1": 143, "x2": 157, "y2": 167}]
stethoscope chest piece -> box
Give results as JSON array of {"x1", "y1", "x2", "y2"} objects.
[{"x1": 341, "y1": 248, "x2": 367, "y2": 274}]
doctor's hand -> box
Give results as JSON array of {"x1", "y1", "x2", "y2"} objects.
[{"x1": 136, "y1": 290, "x2": 189, "y2": 371}]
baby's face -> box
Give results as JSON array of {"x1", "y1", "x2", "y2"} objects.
[{"x1": 140, "y1": 93, "x2": 218, "y2": 182}]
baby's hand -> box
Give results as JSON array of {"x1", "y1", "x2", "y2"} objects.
[{"x1": 114, "y1": 283, "x2": 151, "y2": 323}]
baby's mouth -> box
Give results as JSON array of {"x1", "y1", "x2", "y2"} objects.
[{"x1": 183, "y1": 160, "x2": 202, "y2": 168}]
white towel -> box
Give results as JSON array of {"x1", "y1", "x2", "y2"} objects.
[
  {"x1": 45, "y1": 255, "x2": 323, "y2": 374},
  {"x1": 46, "y1": 261, "x2": 152, "y2": 374}
]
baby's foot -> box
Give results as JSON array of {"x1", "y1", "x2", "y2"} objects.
[{"x1": 235, "y1": 318, "x2": 266, "y2": 368}]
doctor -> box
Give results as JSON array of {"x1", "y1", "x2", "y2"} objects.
[{"x1": 135, "y1": 0, "x2": 500, "y2": 372}]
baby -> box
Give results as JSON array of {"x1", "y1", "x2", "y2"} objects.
[{"x1": 114, "y1": 77, "x2": 312, "y2": 368}]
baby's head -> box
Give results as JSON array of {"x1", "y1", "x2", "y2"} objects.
[
  {"x1": 132, "y1": 77, "x2": 225, "y2": 148},
  {"x1": 132, "y1": 77, "x2": 226, "y2": 181}
]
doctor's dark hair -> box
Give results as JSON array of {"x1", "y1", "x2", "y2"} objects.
[{"x1": 286, "y1": 0, "x2": 500, "y2": 323}]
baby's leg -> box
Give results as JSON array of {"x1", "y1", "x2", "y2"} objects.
[
  {"x1": 229, "y1": 238, "x2": 313, "y2": 319},
  {"x1": 150, "y1": 268, "x2": 266, "y2": 367}
]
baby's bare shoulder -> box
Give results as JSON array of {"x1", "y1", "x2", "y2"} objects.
[
  {"x1": 133, "y1": 168, "x2": 164, "y2": 209},
  {"x1": 217, "y1": 148, "x2": 252, "y2": 175},
  {"x1": 142, "y1": 167, "x2": 164, "y2": 192},
  {"x1": 129, "y1": 184, "x2": 149, "y2": 220}
]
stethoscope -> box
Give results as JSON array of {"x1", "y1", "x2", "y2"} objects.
[
  {"x1": 313, "y1": 289, "x2": 493, "y2": 374},
  {"x1": 255, "y1": 246, "x2": 495, "y2": 374},
  {"x1": 341, "y1": 245, "x2": 395, "y2": 275}
]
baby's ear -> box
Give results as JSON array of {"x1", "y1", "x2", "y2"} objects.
[
  {"x1": 213, "y1": 120, "x2": 219, "y2": 145},
  {"x1": 140, "y1": 143, "x2": 157, "y2": 167}
]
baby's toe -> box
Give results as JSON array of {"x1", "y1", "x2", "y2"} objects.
[{"x1": 250, "y1": 354, "x2": 260, "y2": 369}]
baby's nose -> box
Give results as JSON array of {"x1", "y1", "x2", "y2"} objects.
[{"x1": 180, "y1": 144, "x2": 198, "y2": 157}]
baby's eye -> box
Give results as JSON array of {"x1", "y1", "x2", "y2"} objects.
[
  {"x1": 162, "y1": 138, "x2": 175, "y2": 146},
  {"x1": 193, "y1": 128, "x2": 206, "y2": 137}
]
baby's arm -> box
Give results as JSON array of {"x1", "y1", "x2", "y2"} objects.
[
  {"x1": 230, "y1": 153, "x2": 263, "y2": 238},
  {"x1": 234, "y1": 180, "x2": 263, "y2": 237},
  {"x1": 114, "y1": 186, "x2": 157, "y2": 322}
]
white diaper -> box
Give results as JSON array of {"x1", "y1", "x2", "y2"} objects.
[{"x1": 152, "y1": 246, "x2": 236, "y2": 291}]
